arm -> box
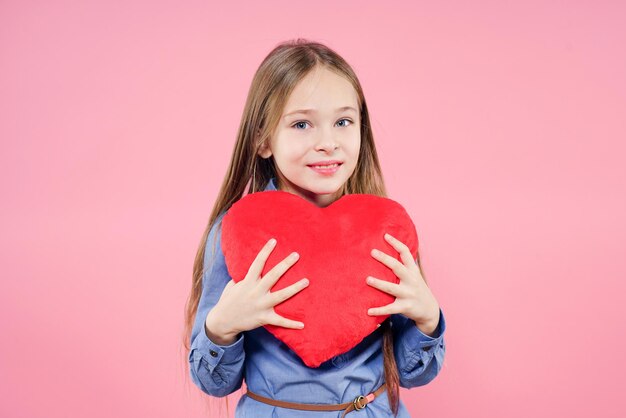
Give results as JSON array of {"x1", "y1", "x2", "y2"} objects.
[
  {"x1": 391, "y1": 306, "x2": 446, "y2": 388},
  {"x1": 188, "y1": 213, "x2": 245, "y2": 397}
]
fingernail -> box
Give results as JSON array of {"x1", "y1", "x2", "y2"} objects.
[
  {"x1": 299, "y1": 323, "x2": 305, "y2": 328},
  {"x1": 291, "y1": 252, "x2": 299, "y2": 259},
  {"x1": 269, "y1": 238, "x2": 276, "y2": 245},
  {"x1": 302, "y1": 279, "x2": 309, "y2": 286},
  {"x1": 366, "y1": 277, "x2": 373, "y2": 284},
  {"x1": 384, "y1": 233, "x2": 390, "y2": 239}
]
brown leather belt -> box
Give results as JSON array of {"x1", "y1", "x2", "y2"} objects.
[{"x1": 245, "y1": 382, "x2": 386, "y2": 417}]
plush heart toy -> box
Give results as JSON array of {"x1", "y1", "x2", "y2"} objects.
[{"x1": 220, "y1": 190, "x2": 418, "y2": 368}]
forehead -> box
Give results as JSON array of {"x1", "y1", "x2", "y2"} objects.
[{"x1": 282, "y1": 67, "x2": 359, "y2": 117}]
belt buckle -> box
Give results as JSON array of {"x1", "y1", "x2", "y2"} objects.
[{"x1": 353, "y1": 395, "x2": 367, "y2": 411}]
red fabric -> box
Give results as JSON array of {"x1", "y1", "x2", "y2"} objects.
[{"x1": 221, "y1": 190, "x2": 419, "y2": 368}]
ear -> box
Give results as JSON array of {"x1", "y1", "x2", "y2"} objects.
[
  {"x1": 258, "y1": 142, "x2": 272, "y2": 159},
  {"x1": 257, "y1": 130, "x2": 272, "y2": 159}
]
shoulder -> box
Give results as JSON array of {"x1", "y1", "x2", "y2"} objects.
[
  {"x1": 203, "y1": 210, "x2": 229, "y2": 275},
  {"x1": 207, "y1": 211, "x2": 227, "y2": 241}
]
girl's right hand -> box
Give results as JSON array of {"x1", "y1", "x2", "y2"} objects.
[{"x1": 205, "y1": 238, "x2": 309, "y2": 343}]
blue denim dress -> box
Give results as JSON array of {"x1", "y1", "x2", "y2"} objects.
[{"x1": 189, "y1": 178, "x2": 447, "y2": 417}]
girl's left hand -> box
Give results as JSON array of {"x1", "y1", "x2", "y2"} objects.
[{"x1": 367, "y1": 233, "x2": 440, "y2": 335}]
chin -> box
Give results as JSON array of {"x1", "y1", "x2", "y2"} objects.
[
  {"x1": 293, "y1": 176, "x2": 345, "y2": 196},
  {"x1": 313, "y1": 185, "x2": 343, "y2": 196}
]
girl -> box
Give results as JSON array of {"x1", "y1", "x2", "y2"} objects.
[{"x1": 183, "y1": 39, "x2": 446, "y2": 418}]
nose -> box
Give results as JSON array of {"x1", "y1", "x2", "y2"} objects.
[{"x1": 314, "y1": 128, "x2": 339, "y2": 152}]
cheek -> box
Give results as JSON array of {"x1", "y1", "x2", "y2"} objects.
[
  {"x1": 275, "y1": 143, "x2": 308, "y2": 165},
  {"x1": 272, "y1": 132, "x2": 304, "y2": 158},
  {"x1": 349, "y1": 135, "x2": 361, "y2": 158},
  {"x1": 284, "y1": 141, "x2": 309, "y2": 159}
]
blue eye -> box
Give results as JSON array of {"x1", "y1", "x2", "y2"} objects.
[
  {"x1": 337, "y1": 118, "x2": 352, "y2": 127},
  {"x1": 291, "y1": 119, "x2": 353, "y2": 130}
]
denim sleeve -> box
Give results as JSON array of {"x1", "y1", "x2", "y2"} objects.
[
  {"x1": 188, "y1": 213, "x2": 245, "y2": 397},
  {"x1": 391, "y1": 306, "x2": 446, "y2": 389}
]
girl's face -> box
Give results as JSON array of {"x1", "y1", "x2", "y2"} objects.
[{"x1": 258, "y1": 66, "x2": 361, "y2": 208}]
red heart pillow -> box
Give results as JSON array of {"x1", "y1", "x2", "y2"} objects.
[{"x1": 221, "y1": 190, "x2": 418, "y2": 368}]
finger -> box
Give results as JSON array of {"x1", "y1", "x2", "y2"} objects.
[
  {"x1": 267, "y1": 310, "x2": 305, "y2": 329},
  {"x1": 384, "y1": 233, "x2": 416, "y2": 267},
  {"x1": 366, "y1": 276, "x2": 400, "y2": 297},
  {"x1": 370, "y1": 247, "x2": 404, "y2": 277},
  {"x1": 269, "y1": 278, "x2": 309, "y2": 306},
  {"x1": 261, "y1": 250, "x2": 300, "y2": 291},
  {"x1": 367, "y1": 301, "x2": 399, "y2": 316},
  {"x1": 247, "y1": 238, "x2": 278, "y2": 281}
]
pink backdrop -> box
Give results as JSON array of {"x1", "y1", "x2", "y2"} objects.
[{"x1": 1, "y1": 1, "x2": 624, "y2": 417}]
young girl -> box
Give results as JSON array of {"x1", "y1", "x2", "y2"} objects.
[{"x1": 183, "y1": 39, "x2": 446, "y2": 418}]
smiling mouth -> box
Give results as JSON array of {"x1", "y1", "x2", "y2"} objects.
[
  {"x1": 307, "y1": 162, "x2": 343, "y2": 168},
  {"x1": 307, "y1": 163, "x2": 343, "y2": 175},
  {"x1": 309, "y1": 163, "x2": 340, "y2": 168}
]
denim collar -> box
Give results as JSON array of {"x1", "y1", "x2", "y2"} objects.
[{"x1": 265, "y1": 177, "x2": 278, "y2": 191}]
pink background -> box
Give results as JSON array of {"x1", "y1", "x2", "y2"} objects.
[{"x1": 1, "y1": 1, "x2": 624, "y2": 417}]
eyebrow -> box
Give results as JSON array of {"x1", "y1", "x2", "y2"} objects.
[{"x1": 283, "y1": 106, "x2": 358, "y2": 118}]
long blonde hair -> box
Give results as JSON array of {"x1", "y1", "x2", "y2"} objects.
[{"x1": 183, "y1": 38, "x2": 427, "y2": 417}]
